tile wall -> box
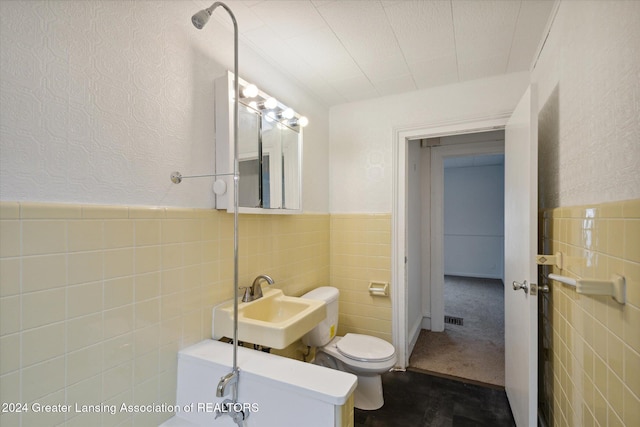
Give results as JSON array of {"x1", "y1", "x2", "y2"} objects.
[
  {"x1": 540, "y1": 199, "x2": 639, "y2": 426},
  {"x1": 0, "y1": 201, "x2": 329, "y2": 427},
  {"x1": 330, "y1": 214, "x2": 393, "y2": 343}
]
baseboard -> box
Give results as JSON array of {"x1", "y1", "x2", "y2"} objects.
[
  {"x1": 444, "y1": 272, "x2": 503, "y2": 280},
  {"x1": 421, "y1": 316, "x2": 431, "y2": 330},
  {"x1": 408, "y1": 317, "x2": 423, "y2": 357}
]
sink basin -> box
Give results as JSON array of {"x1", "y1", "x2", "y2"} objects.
[{"x1": 212, "y1": 288, "x2": 326, "y2": 349}]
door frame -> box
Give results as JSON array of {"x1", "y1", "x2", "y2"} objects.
[{"x1": 392, "y1": 113, "x2": 511, "y2": 368}]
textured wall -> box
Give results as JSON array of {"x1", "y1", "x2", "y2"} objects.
[
  {"x1": 328, "y1": 71, "x2": 529, "y2": 213},
  {"x1": 535, "y1": 1, "x2": 640, "y2": 209},
  {"x1": 0, "y1": 0, "x2": 329, "y2": 211}
]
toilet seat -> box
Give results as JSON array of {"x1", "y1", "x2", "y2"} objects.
[{"x1": 336, "y1": 333, "x2": 395, "y2": 362}]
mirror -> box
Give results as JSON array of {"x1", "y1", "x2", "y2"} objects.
[
  {"x1": 260, "y1": 114, "x2": 282, "y2": 209},
  {"x1": 238, "y1": 107, "x2": 261, "y2": 208},
  {"x1": 215, "y1": 72, "x2": 305, "y2": 213},
  {"x1": 281, "y1": 125, "x2": 301, "y2": 210}
]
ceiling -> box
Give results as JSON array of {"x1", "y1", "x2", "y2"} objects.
[{"x1": 208, "y1": 0, "x2": 556, "y2": 107}]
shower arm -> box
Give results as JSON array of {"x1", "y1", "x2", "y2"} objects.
[{"x1": 192, "y1": 1, "x2": 241, "y2": 404}]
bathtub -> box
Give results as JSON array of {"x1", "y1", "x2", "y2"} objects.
[{"x1": 160, "y1": 340, "x2": 357, "y2": 427}]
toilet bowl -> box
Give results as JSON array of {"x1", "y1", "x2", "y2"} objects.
[{"x1": 301, "y1": 287, "x2": 397, "y2": 410}]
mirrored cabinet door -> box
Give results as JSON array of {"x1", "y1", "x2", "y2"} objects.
[
  {"x1": 215, "y1": 71, "x2": 303, "y2": 214},
  {"x1": 237, "y1": 107, "x2": 261, "y2": 208},
  {"x1": 260, "y1": 116, "x2": 282, "y2": 209},
  {"x1": 281, "y1": 126, "x2": 301, "y2": 210}
]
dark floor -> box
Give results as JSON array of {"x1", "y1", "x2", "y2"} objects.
[{"x1": 354, "y1": 369, "x2": 515, "y2": 427}]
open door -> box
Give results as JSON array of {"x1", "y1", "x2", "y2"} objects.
[{"x1": 504, "y1": 86, "x2": 538, "y2": 426}]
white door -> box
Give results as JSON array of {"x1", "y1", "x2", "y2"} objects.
[{"x1": 504, "y1": 86, "x2": 538, "y2": 427}]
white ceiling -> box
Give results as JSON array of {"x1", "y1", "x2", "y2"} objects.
[{"x1": 208, "y1": 0, "x2": 556, "y2": 107}]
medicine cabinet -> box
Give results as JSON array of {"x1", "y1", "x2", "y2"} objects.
[{"x1": 214, "y1": 71, "x2": 305, "y2": 214}]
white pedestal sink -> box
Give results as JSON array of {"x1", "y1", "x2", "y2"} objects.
[{"x1": 212, "y1": 288, "x2": 326, "y2": 349}]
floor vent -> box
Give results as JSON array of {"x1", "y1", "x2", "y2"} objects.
[{"x1": 444, "y1": 315, "x2": 464, "y2": 326}]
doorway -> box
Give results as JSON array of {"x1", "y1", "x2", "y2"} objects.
[
  {"x1": 409, "y1": 142, "x2": 507, "y2": 385},
  {"x1": 390, "y1": 115, "x2": 510, "y2": 368},
  {"x1": 392, "y1": 88, "x2": 539, "y2": 425}
]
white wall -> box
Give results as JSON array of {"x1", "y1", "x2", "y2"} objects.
[
  {"x1": 534, "y1": 0, "x2": 640, "y2": 208},
  {"x1": 329, "y1": 71, "x2": 530, "y2": 213},
  {"x1": 0, "y1": 0, "x2": 329, "y2": 212},
  {"x1": 444, "y1": 164, "x2": 504, "y2": 279},
  {"x1": 406, "y1": 141, "x2": 423, "y2": 341}
]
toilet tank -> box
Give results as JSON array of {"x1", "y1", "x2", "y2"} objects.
[{"x1": 301, "y1": 287, "x2": 339, "y2": 347}]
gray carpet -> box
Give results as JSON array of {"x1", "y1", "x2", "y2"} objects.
[{"x1": 409, "y1": 276, "x2": 505, "y2": 386}]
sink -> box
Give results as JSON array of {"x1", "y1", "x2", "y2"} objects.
[{"x1": 212, "y1": 288, "x2": 326, "y2": 349}]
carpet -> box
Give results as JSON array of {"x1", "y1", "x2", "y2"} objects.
[{"x1": 409, "y1": 276, "x2": 505, "y2": 386}]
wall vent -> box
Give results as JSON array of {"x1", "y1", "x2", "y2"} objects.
[{"x1": 444, "y1": 315, "x2": 463, "y2": 326}]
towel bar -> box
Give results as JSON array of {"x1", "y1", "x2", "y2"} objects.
[{"x1": 547, "y1": 273, "x2": 625, "y2": 304}]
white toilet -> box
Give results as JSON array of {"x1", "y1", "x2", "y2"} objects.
[{"x1": 301, "y1": 286, "x2": 397, "y2": 410}]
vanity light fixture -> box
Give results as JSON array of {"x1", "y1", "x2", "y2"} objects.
[
  {"x1": 257, "y1": 97, "x2": 277, "y2": 110},
  {"x1": 290, "y1": 116, "x2": 309, "y2": 127},
  {"x1": 265, "y1": 111, "x2": 277, "y2": 122},
  {"x1": 264, "y1": 97, "x2": 278, "y2": 110},
  {"x1": 242, "y1": 83, "x2": 258, "y2": 98},
  {"x1": 282, "y1": 107, "x2": 295, "y2": 119},
  {"x1": 234, "y1": 77, "x2": 309, "y2": 128}
]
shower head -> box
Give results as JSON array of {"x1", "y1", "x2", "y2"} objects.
[{"x1": 192, "y1": 8, "x2": 212, "y2": 29}]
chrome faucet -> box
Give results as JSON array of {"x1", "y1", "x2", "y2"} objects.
[
  {"x1": 241, "y1": 274, "x2": 274, "y2": 302},
  {"x1": 216, "y1": 371, "x2": 238, "y2": 397}
]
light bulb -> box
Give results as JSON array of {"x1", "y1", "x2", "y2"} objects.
[
  {"x1": 264, "y1": 97, "x2": 278, "y2": 110},
  {"x1": 266, "y1": 111, "x2": 277, "y2": 123},
  {"x1": 298, "y1": 116, "x2": 309, "y2": 127},
  {"x1": 282, "y1": 108, "x2": 295, "y2": 119},
  {"x1": 242, "y1": 84, "x2": 258, "y2": 98}
]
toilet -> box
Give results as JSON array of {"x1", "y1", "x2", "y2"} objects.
[{"x1": 301, "y1": 287, "x2": 396, "y2": 410}]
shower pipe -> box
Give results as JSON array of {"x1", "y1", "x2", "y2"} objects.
[{"x1": 192, "y1": 2, "x2": 241, "y2": 404}]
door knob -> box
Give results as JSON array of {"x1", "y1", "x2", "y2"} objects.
[{"x1": 512, "y1": 280, "x2": 528, "y2": 294}]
